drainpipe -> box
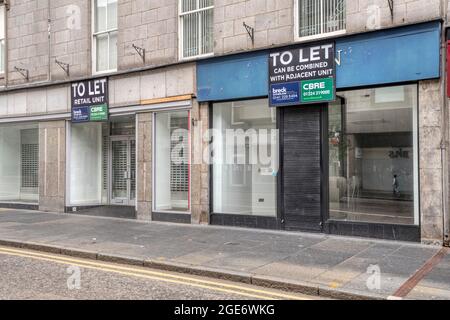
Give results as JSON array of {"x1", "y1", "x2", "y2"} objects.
[
  {"x1": 47, "y1": 0, "x2": 51, "y2": 82},
  {"x1": 441, "y1": 0, "x2": 449, "y2": 247}
]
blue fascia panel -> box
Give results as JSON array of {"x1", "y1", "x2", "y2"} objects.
[
  {"x1": 197, "y1": 51, "x2": 268, "y2": 102},
  {"x1": 336, "y1": 21, "x2": 441, "y2": 88}
]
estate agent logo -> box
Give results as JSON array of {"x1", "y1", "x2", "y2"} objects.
[
  {"x1": 71, "y1": 78, "x2": 109, "y2": 123},
  {"x1": 269, "y1": 43, "x2": 336, "y2": 107}
]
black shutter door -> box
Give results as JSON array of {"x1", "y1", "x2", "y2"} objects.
[{"x1": 281, "y1": 106, "x2": 323, "y2": 232}]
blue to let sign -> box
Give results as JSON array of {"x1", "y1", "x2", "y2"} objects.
[
  {"x1": 72, "y1": 106, "x2": 90, "y2": 123},
  {"x1": 270, "y1": 82, "x2": 300, "y2": 106}
]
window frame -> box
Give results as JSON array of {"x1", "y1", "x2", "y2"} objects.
[
  {"x1": 178, "y1": 0, "x2": 214, "y2": 61},
  {"x1": 294, "y1": 0, "x2": 346, "y2": 42},
  {"x1": 92, "y1": 0, "x2": 118, "y2": 75}
]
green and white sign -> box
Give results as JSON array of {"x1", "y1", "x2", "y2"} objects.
[
  {"x1": 301, "y1": 78, "x2": 334, "y2": 103},
  {"x1": 89, "y1": 104, "x2": 108, "y2": 121}
]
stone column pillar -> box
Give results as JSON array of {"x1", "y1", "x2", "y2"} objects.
[
  {"x1": 191, "y1": 101, "x2": 210, "y2": 224},
  {"x1": 419, "y1": 80, "x2": 444, "y2": 244},
  {"x1": 39, "y1": 120, "x2": 66, "y2": 212},
  {"x1": 136, "y1": 112, "x2": 152, "y2": 221}
]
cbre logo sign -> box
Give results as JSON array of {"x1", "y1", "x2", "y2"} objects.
[{"x1": 268, "y1": 43, "x2": 336, "y2": 107}]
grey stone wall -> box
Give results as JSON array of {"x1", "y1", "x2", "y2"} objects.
[
  {"x1": 214, "y1": 0, "x2": 294, "y2": 54},
  {"x1": 118, "y1": 0, "x2": 177, "y2": 70},
  {"x1": 136, "y1": 112, "x2": 152, "y2": 221},
  {"x1": 50, "y1": 0, "x2": 90, "y2": 81},
  {"x1": 38, "y1": 120, "x2": 66, "y2": 212},
  {"x1": 347, "y1": 0, "x2": 441, "y2": 34},
  {"x1": 419, "y1": 80, "x2": 444, "y2": 245},
  {"x1": 191, "y1": 101, "x2": 209, "y2": 224},
  {"x1": 7, "y1": 0, "x2": 50, "y2": 85}
]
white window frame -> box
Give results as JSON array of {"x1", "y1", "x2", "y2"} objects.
[
  {"x1": 92, "y1": 0, "x2": 117, "y2": 75},
  {"x1": 0, "y1": 5, "x2": 6, "y2": 75},
  {"x1": 294, "y1": 0, "x2": 346, "y2": 42},
  {"x1": 178, "y1": 0, "x2": 214, "y2": 61}
]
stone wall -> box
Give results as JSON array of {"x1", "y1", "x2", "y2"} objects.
[
  {"x1": 50, "y1": 0, "x2": 90, "y2": 81},
  {"x1": 7, "y1": 0, "x2": 50, "y2": 85},
  {"x1": 419, "y1": 80, "x2": 444, "y2": 245},
  {"x1": 347, "y1": 0, "x2": 441, "y2": 34},
  {"x1": 118, "y1": 0, "x2": 177, "y2": 70},
  {"x1": 38, "y1": 120, "x2": 66, "y2": 212},
  {"x1": 191, "y1": 101, "x2": 209, "y2": 224},
  {"x1": 136, "y1": 112, "x2": 152, "y2": 221},
  {"x1": 214, "y1": 0, "x2": 294, "y2": 54}
]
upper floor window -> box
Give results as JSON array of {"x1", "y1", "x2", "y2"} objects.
[
  {"x1": 179, "y1": 0, "x2": 214, "y2": 59},
  {"x1": 296, "y1": 0, "x2": 345, "y2": 40},
  {"x1": 93, "y1": 0, "x2": 117, "y2": 73},
  {"x1": 0, "y1": 5, "x2": 5, "y2": 74}
]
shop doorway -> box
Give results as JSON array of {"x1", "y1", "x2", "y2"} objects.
[
  {"x1": 110, "y1": 136, "x2": 136, "y2": 206},
  {"x1": 279, "y1": 105, "x2": 324, "y2": 232}
]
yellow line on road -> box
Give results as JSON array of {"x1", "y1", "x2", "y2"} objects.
[{"x1": 0, "y1": 246, "x2": 311, "y2": 300}]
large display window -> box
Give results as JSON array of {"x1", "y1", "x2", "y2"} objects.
[
  {"x1": 0, "y1": 123, "x2": 39, "y2": 203},
  {"x1": 154, "y1": 110, "x2": 190, "y2": 213},
  {"x1": 212, "y1": 99, "x2": 278, "y2": 217},
  {"x1": 69, "y1": 122, "x2": 106, "y2": 205},
  {"x1": 328, "y1": 84, "x2": 419, "y2": 225}
]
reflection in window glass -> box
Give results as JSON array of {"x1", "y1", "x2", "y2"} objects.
[
  {"x1": 154, "y1": 111, "x2": 190, "y2": 212},
  {"x1": 329, "y1": 85, "x2": 418, "y2": 225},
  {"x1": 0, "y1": 123, "x2": 39, "y2": 203},
  {"x1": 212, "y1": 99, "x2": 278, "y2": 217}
]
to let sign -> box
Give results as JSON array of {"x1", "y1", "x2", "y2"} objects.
[
  {"x1": 71, "y1": 78, "x2": 108, "y2": 123},
  {"x1": 269, "y1": 43, "x2": 336, "y2": 107}
]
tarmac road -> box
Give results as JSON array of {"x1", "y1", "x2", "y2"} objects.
[{"x1": 0, "y1": 246, "x2": 321, "y2": 300}]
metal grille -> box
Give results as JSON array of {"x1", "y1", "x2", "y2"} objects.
[
  {"x1": 298, "y1": 0, "x2": 345, "y2": 37},
  {"x1": 21, "y1": 143, "x2": 38, "y2": 188},
  {"x1": 180, "y1": 0, "x2": 213, "y2": 58},
  {"x1": 170, "y1": 117, "x2": 189, "y2": 192},
  {"x1": 102, "y1": 135, "x2": 109, "y2": 191},
  {"x1": 130, "y1": 139, "x2": 136, "y2": 199},
  {"x1": 112, "y1": 140, "x2": 127, "y2": 192}
]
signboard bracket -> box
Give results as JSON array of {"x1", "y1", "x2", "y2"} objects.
[
  {"x1": 243, "y1": 22, "x2": 254, "y2": 44},
  {"x1": 14, "y1": 66, "x2": 29, "y2": 81},
  {"x1": 55, "y1": 59, "x2": 70, "y2": 76},
  {"x1": 387, "y1": 0, "x2": 394, "y2": 20},
  {"x1": 132, "y1": 44, "x2": 146, "y2": 64}
]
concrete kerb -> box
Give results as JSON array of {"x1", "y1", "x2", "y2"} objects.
[{"x1": 0, "y1": 239, "x2": 387, "y2": 300}]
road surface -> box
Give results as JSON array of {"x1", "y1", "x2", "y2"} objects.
[{"x1": 0, "y1": 245, "x2": 321, "y2": 300}]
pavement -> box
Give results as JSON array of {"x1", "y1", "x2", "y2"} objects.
[{"x1": 0, "y1": 208, "x2": 448, "y2": 300}]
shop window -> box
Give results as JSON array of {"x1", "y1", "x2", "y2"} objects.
[
  {"x1": 154, "y1": 111, "x2": 190, "y2": 212},
  {"x1": 296, "y1": 0, "x2": 346, "y2": 40},
  {"x1": 0, "y1": 123, "x2": 39, "y2": 203},
  {"x1": 328, "y1": 84, "x2": 418, "y2": 225},
  {"x1": 179, "y1": 0, "x2": 214, "y2": 59},
  {"x1": 212, "y1": 99, "x2": 278, "y2": 217},
  {"x1": 93, "y1": 0, "x2": 117, "y2": 73},
  {"x1": 69, "y1": 123, "x2": 104, "y2": 205}
]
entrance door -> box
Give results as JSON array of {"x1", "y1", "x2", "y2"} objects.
[
  {"x1": 110, "y1": 137, "x2": 136, "y2": 206},
  {"x1": 280, "y1": 106, "x2": 323, "y2": 232}
]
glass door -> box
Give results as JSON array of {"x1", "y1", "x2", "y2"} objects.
[{"x1": 110, "y1": 137, "x2": 135, "y2": 206}]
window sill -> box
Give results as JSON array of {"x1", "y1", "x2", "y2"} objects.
[
  {"x1": 179, "y1": 52, "x2": 214, "y2": 62},
  {"x1": 295, "y1": 29, "x2": 347, "y2": 43}
]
